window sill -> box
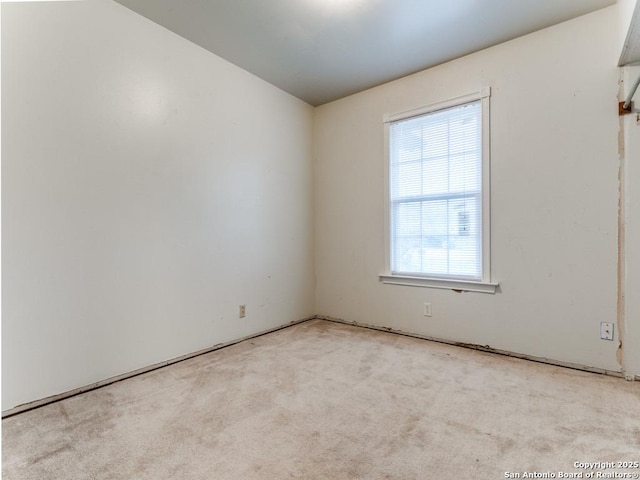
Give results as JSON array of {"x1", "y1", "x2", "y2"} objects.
[{"x1": 379, "y1": 274, "x2": 499, "y2": 294}]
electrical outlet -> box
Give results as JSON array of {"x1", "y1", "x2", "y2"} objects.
[
  {"x1": 239, "y1": 305, "x2": 246, "y2": 318},
  {"x1": 600, "y1": 322, "x2": 614, "y2": 341},
  {"x1": 423, "y1": 302, "x2": 432, "y2": 317}
]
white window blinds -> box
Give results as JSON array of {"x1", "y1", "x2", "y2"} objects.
[{"x1": 389, "y1": 100, "x2": 483, "y2": 280}]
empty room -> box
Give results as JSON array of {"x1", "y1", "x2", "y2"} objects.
[{"x1": 2, "y1": 0, "x2": 640, "y2": 478}]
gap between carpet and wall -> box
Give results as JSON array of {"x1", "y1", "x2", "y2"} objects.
[
  {"x1": 316, "y1": 316, "x2": 635, "y2": 381},
  {"x1": 1, "y1": 316, "x2": 315, "y2": 419},
  {"x1": 3, "y1": 315, "x2": 636, "y2": 419}
]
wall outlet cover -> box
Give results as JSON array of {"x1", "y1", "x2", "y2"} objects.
[{"x1": 600, "y1": 322, "x2": 614, "y2": 341}]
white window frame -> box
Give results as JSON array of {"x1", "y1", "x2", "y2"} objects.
[{"x1": 380, "y1": 88, "x2": 498, "y2": 294}]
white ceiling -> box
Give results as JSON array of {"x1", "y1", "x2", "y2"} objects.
[{"x1": 114, "y1": 0, "x2": 616, "y2": 106}]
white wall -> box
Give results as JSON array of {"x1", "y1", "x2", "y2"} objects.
[
  {"x1": 314, "y1": 6, "x2": 623, "y2": 372},
  {"x1": 3, "y1": 0, "x2": 635, "y2": 412},
  {"x1": 618, "y1": 0, "x2": 638, "y2": 55},
  {"x1": 2, "y1": 0, "x2": 315, "y2": 410},
  {"x1": 622, "y1": 65, "x2": 640, "y2": 377}
]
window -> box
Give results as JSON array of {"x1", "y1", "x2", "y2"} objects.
[{"x1": 381, "y1": 88, "x2": 496, "y2": 293}]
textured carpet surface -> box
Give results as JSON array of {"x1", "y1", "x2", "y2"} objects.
[{"x1": 3, "y1": 319, "x2": 640, "y2": 479}]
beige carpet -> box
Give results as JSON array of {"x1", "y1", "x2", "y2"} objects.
[{"x1": 3, "y1": 319, "x2": 640, "y2": 479}]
